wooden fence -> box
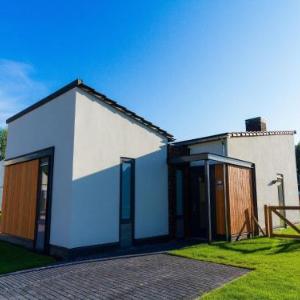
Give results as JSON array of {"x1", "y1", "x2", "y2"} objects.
[{"x1": 264, "y1": 205, "x2": 300, "y2": 239}]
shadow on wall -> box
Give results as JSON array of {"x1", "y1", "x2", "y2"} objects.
[{"x1": 68, "y1": 146, "x2": 169, "y2": 247}]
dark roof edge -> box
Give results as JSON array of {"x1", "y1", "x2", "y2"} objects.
[
  {"x1": 78, "y1": 83, "x2": 174, "y2": 141},
  {"x1": 6, "y1": 79, "x2": 174, "y2": 141},
  {"x1": 173, "y1": 130, "x2": 296, "y2": 147},
  {"x1": 6, "y1": 79, "x2": 82, "y2": 124},
  {"x1": 173, "y1": 133, "x2": 229, "y2": 147}
]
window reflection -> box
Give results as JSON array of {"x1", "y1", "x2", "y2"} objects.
[
  {"x1": 121, "y1": 160, "x2": 133, "y2": 221},
  {"x1": 35, "y1": 158, "x2": 49, "y2": 251}
]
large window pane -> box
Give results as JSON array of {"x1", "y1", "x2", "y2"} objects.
[
  {"x1": 121, "y1": 161, "x2": 133, "y2": 220},
  {"x1": 35, "y1": 158, "x2": 49, "y2": 251}
]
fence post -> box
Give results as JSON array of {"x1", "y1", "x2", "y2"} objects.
[
  {"x1": 268, "y1": 207, "x2": 273, "y2": 237},
  {"x1": 264, "y1": 205, "x2": 269, "y2": 237}
]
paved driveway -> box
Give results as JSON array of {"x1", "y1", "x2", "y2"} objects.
[{"x1": 0, "y1": 254, "x2": 248, "y2": 299}]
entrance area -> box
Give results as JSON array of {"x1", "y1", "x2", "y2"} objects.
[
  {"x1": 0, "y1": 148, "x2": 54, "y2": 253},
  {"x1": 169, "y1": 153, "x2": 257, "y2": 242}
]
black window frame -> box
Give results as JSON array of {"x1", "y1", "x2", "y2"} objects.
[
  {"x1": 119, "y1": 157, "x2": 135, "y2": 225},
  {"x1": 4, "y1": 147, "x2": 54, "y2": 254}
]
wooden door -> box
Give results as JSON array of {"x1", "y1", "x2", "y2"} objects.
[
  {"x1": 227, "y1": 165, "x2": 254, "y2": 237},
  {"x1": 1, "y1": 160, "x2": 39, "y2": 240}
]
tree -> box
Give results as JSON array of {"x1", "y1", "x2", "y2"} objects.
[{"x1": 0, "y1": 128, "x2": 7, "y2": 160}]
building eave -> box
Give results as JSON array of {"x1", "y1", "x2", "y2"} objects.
[{"x1": 6, "y1": 79, "x2": 174, "y2": 141}]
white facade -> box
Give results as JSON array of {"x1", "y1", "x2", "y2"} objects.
[
  {"x1": 189, "y1": 134, "x2": 299, "y2": 228},
  {"x1": 6, "y1": 89, "x2": 76, "y2": 248},
  {"x1": 227, "y1": 134, "x2": 299, "y2": 226},
  {"x1": 6, "y1": 87, "x2": 169, "y2": 249},
  {"x1": 189, "y1": 140, "x2": 226, "y2": 156},
  {"x1": 70, "y1": 88, "x2": 168, "y2": 248}
]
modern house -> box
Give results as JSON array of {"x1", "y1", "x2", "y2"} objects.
[{"x1": 0, "y1": 80, "x2": 299, "y2": 257}]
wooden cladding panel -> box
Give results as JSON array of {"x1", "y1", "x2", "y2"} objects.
[
  {"x1": 227, "y1": 165, "x2": 254, "y2": 236},
  {"x1": 215, "y1": 164, "x2": 226, "y2": 235},
  {"x1": 1, "y1": 160, "x2": 39, "y2": 240}
]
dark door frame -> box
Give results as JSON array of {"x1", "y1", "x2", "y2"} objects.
[
  {"x1": 5, "y1": 147, "x2": 55, "y2": 253},
  {"x1": 119, "y1": 157, "x2": 135, "y2": 247}
]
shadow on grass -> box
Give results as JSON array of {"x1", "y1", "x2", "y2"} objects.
[
  {"x1": 208, "y1": 238, "x2": 300, "y2": 255},
  {"x1": 270, "y1": 239, "x2": 300, "y2": 254}
]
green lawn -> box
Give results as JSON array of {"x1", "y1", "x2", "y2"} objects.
[
  {"x1": 274, "y1": 224, "x2": 300, "y2": 235},
  {"x1": 0, "y1": 241, "x2": 55, "y2": 275},
  {"x1": 171, "y1": 237, "x2": 300, "y2": 299}
]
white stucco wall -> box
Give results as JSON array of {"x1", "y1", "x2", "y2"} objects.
[
  {"x1": 6, "y1": 89, "x2": 76, "y2": 247},
  {"x1": 70, "y1": 89, "x2": 169, "y2": 248},
  {"x1": 227, "y1": 135, "x2": 299, "y2": 227},
  {"x1": 189, "y1": 140, "x2": 226, "y2": 156},
  {"x1": 188, "y1": 140, "x2": 226, "y2": 167}
]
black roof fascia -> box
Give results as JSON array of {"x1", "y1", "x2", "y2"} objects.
[{"x1": 6, "y1": 79, "x2": 174, "y2": 141}]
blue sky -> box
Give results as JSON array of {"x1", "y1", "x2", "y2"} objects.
[{"x1": 0, "y1": 0, "x2": 299, "y2": 143}]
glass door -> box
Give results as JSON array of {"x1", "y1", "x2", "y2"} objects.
[{"x1": 35, "y1": 158, "x2": 49, "y2": 251}]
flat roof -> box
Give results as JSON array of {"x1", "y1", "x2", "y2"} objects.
[
  {"x1": 6, "y1": 79, "x2": 174, "y2": 141},
  {"x1": 169, "y1": 152, "x2": 254, "y2": 169},
  {"x1": 173, "y1": 130, "x2": 296, "y2": 147}
]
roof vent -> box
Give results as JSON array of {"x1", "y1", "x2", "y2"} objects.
[{"x1": 245, "y1": 117, "x2": 267, "y2": 132}]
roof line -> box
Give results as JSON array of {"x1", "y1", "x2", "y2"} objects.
[
  {"x1": 173, "y1": 133, "x2": 229, "y2": 146},
  {"x1": 173, "y1": 130, "x2": 296, "y2": 146},
  {"x1": 6, "y1": 79, "x2": 82, "y2": 124},
  {"x1": 6, "y1": 79, "x2": 174, "y2": 141}
]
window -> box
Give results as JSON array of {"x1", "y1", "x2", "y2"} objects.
[
  {"x1": 120, "y1": 159, "x2": 134, "y2": 221},
  {"x1": 35, "y1": 158, "x2": 49, "y2": 251}
]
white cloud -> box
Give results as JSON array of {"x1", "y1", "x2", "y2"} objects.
[{"x1": 0, "y1": 59, "x2": 48, "y2": 126}]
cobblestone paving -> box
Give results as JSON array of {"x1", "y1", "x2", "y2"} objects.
[{"x1": 0, "y1": 254, "x2": 248, "y2": 299}]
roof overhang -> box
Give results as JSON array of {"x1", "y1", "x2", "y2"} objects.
[
  {"x1": 6, "y1": 79, "x2": 174, "y2": 141},
  {"x1": 169, "y1": 152, "x2": 254, "y2": 169}
]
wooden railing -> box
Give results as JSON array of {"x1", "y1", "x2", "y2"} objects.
[{"x1": 264, "y1": 205, "x2": 300, "y2": 239}]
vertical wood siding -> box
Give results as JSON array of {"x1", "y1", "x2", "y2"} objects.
[
  {"x1": 227, "y1": 165, "x2": 254, "y2": 236},
  {"x1": 1, "y1": 160, "x2": 39, "y2": 240}
]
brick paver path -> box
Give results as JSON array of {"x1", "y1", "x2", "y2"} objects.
[{"x1": 0, "y1": 254, "x2": 248, "y2": 299}]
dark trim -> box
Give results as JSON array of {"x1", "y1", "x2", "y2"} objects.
[
  {"x1": 4, "y1": 147, "x2": 55, "y2": 254},
  {"x1": 205, "y1": 160, "x2": 212, "y2": 242},
  {"x1": 0, "y1": 234, "x2": 34, "y2": 249},
  {"x1": 45, "y1": 151, "x2": 54, "y2": 253},
  {"x1": 119, "y1": 158, "x2": 135, "y2": 246},
  {"x1": 33, "y1": 159, "x2": 43, "y2": 251},
  {"x1": 6, "y1": 79, "x2": 174, "y2": 141},
  {"x1": 251, "y1": 164, "x2": 259, "y2": 236},
  {"x1": 173, "y1": 130, "x2": 296, "y2": 147},
  {"x1": 6, "y1": 80, "x2": 81, "y2": 124},
  {"x1": 49, "y1": 242, "x2": 119, "y2": 260},
  {"x1": 49, "y1": 234, "x2": 170, "y2": 259},
  {"x1": 134, "y1": 234, "x2": 170, "y2": 246},
  {"x1": 169, "y1": 152, "x2": 254, "y2": 169},
  {"x1": 173, "y1": 133, "x2": 229, "y2": 147},
  {"x1": 5, "y1": 147, "x2": 55, "y2": 166}
]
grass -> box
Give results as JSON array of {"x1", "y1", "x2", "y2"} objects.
[
  {"x1": 0, "y1": 241, "x2": 55, "y2": 275},
  {"x1": 171, "y1": 236, "x2": 300, "y2": 299},
  {"x1": 274, "y1": 224, "x2": 300, "y2": 235}
]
